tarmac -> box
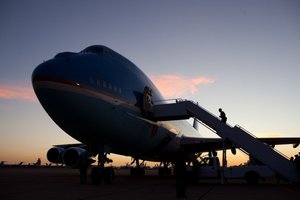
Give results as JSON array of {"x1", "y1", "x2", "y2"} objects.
[{"x1": 1, "y1": 167, "x2": 300, "y2": 200}]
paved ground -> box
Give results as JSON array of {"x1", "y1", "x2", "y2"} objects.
[{"x1": 0, "y1": 167, "x2": 300, "y2": 200}]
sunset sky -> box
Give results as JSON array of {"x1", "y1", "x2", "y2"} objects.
[{"x1": 1, "y1": 0, "x2": 300, "y2": 166}]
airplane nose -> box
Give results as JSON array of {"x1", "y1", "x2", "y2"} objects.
[
  {"x1": 32, "y1": 51, "x2": 78, "y2": 85},
  {"x1": 32, "y1": 61, "x2": 51, "y2": 84},
  {"x1": 31, "y1": 58, "x2": 69, "y2": 100},
  {"x1": 31, "y1": 52, "x2": 82, "y2": 103},
  {"x1": 32, "y1": 56, "x2": 72, "y2": 90},
  {"x1": 32, "y1": 60, "x2": 55, "y2": 102}
]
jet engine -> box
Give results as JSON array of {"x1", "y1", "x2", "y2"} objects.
[
  {"x1": 62, "y1": 147, "x2": 90, "y2": 168},
  {"x1": 47, "y1": 147, "x2": 65, "y2": 164}
]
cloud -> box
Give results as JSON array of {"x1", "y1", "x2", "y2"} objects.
[
  {"x1": 0, "y1": 84, "x2": 37, "y2": 102},
  {"x1": 150, "y1": 74, "x2": 215, "y2": 98}
]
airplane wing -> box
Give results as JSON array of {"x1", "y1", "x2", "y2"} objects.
[
  {"x1": 180, "y1": 136, "x2": 300, "y2": 153},
  {"x1": 53, "y1": 143, "x2": 87, "y2": 149},
  {"x1": 258, "y1": 137, "x2": 300, "y2": 147}
]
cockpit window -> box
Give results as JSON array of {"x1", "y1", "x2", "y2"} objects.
[
  {"x1": 54, "y1": 52, "x2": 76, "y2": 58},
  {"x1": 81, "y1": 45, "x2": 104, "y2": 54},
  {"x1": 81, "y1": 45, "x2": 110, "y2": 54},
  {"x1": 80, "y1": 45, "x2": 117, "y2": 58}
]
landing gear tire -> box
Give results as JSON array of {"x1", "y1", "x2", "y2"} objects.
[
  {"x1": 158, "y1": 167, "x2": 171, "y2": 177},
  {"x1": 130, "y1": 167, "x2": 145, "y2": 176},
  {"x1": 91, "y1": 166, "x2": 115, "y2": 184},
  {"x1": 103, "y1": 167, "x2": 115, "y2": 184},
  {"x1": 91, "y1": 166, "x2": 103, "y2": 185},
  {"x1": 245, "y1": 171, "x2": 260, "y2": 185}
]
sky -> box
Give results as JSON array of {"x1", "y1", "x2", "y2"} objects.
[{"x1": 1, "y1": 0, "x2": 300, "y2": 166}]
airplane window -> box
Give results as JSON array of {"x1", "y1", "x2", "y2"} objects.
[{"x1": 81, "y1": 45, "x2": 115, "y2": 58}]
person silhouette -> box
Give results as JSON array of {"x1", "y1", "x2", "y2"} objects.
[
  {"x1": 80, "y1": 159, "x2": 93, "y2": 184},
  {"x1": 142, "y1": 86, "x2": 153, "y2": 116},
  {"x1": 219, "y1": 108, "x2": 227, "y2": 123},
  {"x1": 174, "y1": 149, "x2": 187, "y2": 198}
]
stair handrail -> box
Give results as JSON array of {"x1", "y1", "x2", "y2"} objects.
[
  {"x1": 235, "y1": 125, "x2": 290, "y2": 160},
  {"x1": 153, "y1": 98, "x2": 179, "y2": 104},
  {"x1": 194, "y1": 118, "x2": 217, "y2": 133}
]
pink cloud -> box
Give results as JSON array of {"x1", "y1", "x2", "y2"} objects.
[
  {"x1": 150, "y1": 74, "x2": 215, "y2": 98},
  {"x1": 0, "y1": 84, "x2": 37, "y2": 102}
]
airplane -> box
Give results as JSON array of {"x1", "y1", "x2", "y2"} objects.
[{"x1": 32, "y1": 45, "x2": 300, "y2": 183}]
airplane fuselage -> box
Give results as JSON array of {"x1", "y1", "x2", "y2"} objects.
[{"x1": 32, "y1": 45, "x2": 199, "y2": 162}]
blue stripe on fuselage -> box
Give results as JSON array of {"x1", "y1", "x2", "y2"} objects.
[{"x1": 33, "y1": 78, "x2": 180, "y2": 159}]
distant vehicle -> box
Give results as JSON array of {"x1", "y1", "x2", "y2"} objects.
[{"x1": 196, "y1": 156, "x2": 275, "y2": 184}]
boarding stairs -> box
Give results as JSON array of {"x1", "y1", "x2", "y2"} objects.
[{"x1": 153, "y1": 100, "x2": 300, "y2": 183}]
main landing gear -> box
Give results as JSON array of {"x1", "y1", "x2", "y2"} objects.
[
  {"x1": 130, "y1": 158, "x2": 146, "y2": 176},
  {"x1": 158, "y1": 162, "x2": 172, "y2": 177},
  {"x1": 90, "y1": 151, "x2": 115, "y2": 184}
]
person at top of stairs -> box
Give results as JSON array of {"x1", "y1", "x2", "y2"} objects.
[{"x1": 219, "y1": 108, "x2": 227, "y2": 123}]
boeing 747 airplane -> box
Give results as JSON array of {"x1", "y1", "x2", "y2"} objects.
[{"x1": 32, "y1": 45, "x2": 300, "y2": 183}]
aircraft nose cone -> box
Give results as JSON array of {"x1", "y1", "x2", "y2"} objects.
[
  {"x1": 32, "y1": 57, "x2": 69, "y2": 89},
  {"x1": 32, "y1": 59, "x2": 57, "y2": 83},
  {"x1": 32, "y1": 62, "x2": 46, "y2": 83},
  {"x1": 32, "y1": 61, "x2": 53, "y2": 102},
  {"x1": 31, "y1": 58, "x2": 68, "y2": 100},
  {"x1": 31, "y1": 54, "x2": 81, "y2": 104},
  {"x1": 32, "y1": 52, "x2": 79, "y2": 87}
]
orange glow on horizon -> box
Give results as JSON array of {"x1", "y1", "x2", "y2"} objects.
[
  {"x1": 0, "y1": 84, "x2": 37, "y2": 102},
  {"x1": 1, "y1": 145, "x2": 299, "y2": 167}
]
